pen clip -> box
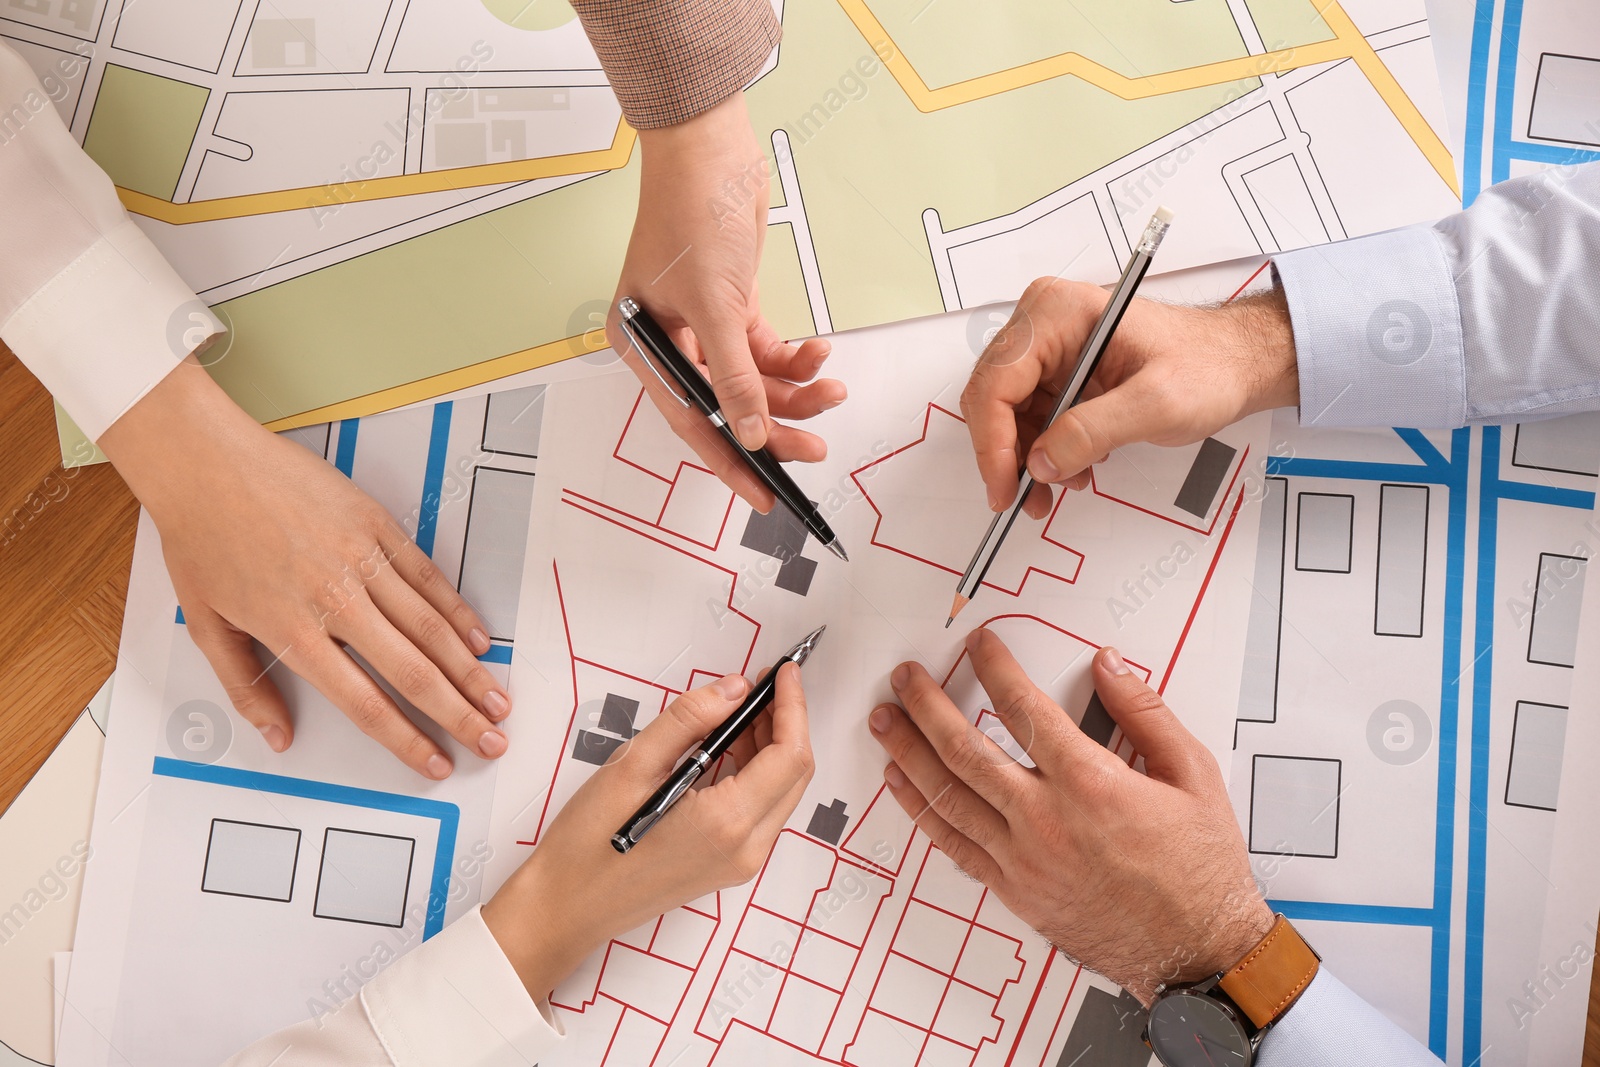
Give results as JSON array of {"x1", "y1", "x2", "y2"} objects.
[{"x1": 619, "y1": 317, "x2": 692, "y2": 410}]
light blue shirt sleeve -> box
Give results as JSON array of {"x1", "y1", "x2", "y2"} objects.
[
  {"x1": 1272, "y1": 163, "x2": 1600, "y2": 429},
  {"x1": 1257, "y1": 969, "x2": 1442, "y2": 1066}
]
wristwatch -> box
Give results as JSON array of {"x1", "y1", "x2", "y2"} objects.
[{"x1": 1143, "y1": 914, "x2": 1320, "y2": 1066}]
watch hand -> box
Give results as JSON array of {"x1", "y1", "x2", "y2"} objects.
[{"x1": 1194, "y1": 1032, "x2": 1218, "y2": 1067}]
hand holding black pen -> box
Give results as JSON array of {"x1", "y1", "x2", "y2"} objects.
[
  {"x1": 618, "y1": 299, "x2": 849, "y2": 562},
  {"x1": 611, "y1": 626, "x2": 826, "y2": 853}
]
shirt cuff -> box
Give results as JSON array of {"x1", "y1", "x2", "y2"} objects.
[
  {"x1": 360, "y1": 904, "x2": 563, "y2": 1066},
  {"x1": 1, "y1": 217, "x2": 217, "y2": 441},
  {"x1": 571, "y1": 0, "x2": 780, "y2": 129},
  {"x1": 1259, "y1": 968, "x2": 1442, "y2": 1066},
  {"x1": 1273, "y1": 225, "x2": 1466, "y2": 430}
]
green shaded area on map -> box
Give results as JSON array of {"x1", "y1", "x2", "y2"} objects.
[
  {"x1": 198, "y1": 1, "x2": 1255, "y2": 424},
  {"x1": 1244, "y1": 0, "x2": 1337, "y2": 49},
  {"x1": 82, "y1": 65, "x2": 208, "y2": 201}
]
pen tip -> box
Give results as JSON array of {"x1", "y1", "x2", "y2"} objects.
[
  {"x1": 944, "y1": 617, "x2": 953, "y2": 629},
  {"x1": 825, "y1": 538, "x2": 849, "y2": 562}
]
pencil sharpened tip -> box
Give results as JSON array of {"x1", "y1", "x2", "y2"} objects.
[
  {"x1": 947, "y1": 593, "x2": 970, "y2": 625},
  {"x1": 824, "y1": 538, "x2": 849, "y2": 562}
]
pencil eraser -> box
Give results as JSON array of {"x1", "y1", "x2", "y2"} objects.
[{"x1": 1154, "y1": 205, "x2": 1175, "y2": 224}]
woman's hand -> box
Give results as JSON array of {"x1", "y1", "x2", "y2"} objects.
[
  {"x1": 99, "y1": 360, "x2": 512, "y2": 779},
  {"x1": 606, "y1": 93, "x2": 844, "y2": 511},
  {"x1": 483, "y1": 666, "x2": 813, "y2": 1000}
]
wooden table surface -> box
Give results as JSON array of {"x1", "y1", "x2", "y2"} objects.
[{"x1": 3, "y1": 342, "x2": 1599, "y2": 1063}]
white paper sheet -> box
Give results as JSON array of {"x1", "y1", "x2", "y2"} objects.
[{"x1": 488, "y1": 296, "x2": 1272, "y2": 1066}]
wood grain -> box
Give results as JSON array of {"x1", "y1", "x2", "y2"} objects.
[
  {"x1": 1, "y1": 341, "x2": 1598, "y2": 1062},
  {"x1": 0, "y1": 342, "x2": 136, "y2": 816}
]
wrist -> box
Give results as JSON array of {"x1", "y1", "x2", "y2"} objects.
[
  {"x1": 1220, "y1": 286, "x2": 1299, "y2": 416},
  {"x1": 481, "y1": 855, "x2": 607, "y2": 1001},
  {"x1": 97, "y1": 360, "x2": 272, "y2": 519},
  {"x1": 637, "y1": 92, "x2": 752, "y2": 159}
]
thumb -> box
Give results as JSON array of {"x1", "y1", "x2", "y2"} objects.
[
  {"x1": 187, "y1": 609, "x2": 293, "y2": 753},
  {"x1": 693, "y1": 310, "x2": 770, "y2": 450},
  {"x1": 1091, "y1": 646, "x2": 1208, "y2": 788},
  {"x1": 1025, "y1": 382, "x2": 1149, "y2": 486},
  {"x1": 619, "y1": 674, "x2": 751, "y2": 781}
]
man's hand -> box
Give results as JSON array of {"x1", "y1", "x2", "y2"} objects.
[
  {"x1": 99, "y1": 361, "x2": 512, "y2": 779},
  {"x1": 483, "y1": 667, "x2": 813, "y2": 999},
  {"x1": 867, "y1": 627, "x2": 1273, "y2": 1003},
  {"x1": 962, "y1": 278, "x2": 1299, "y2": 519},
  {"x1": 606, "y1": 93, "x2": 845, "y2": 511}
]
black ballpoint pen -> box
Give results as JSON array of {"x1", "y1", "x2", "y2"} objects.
[
  {"x1": 617, "y1": 298, "x2": 848, "y2": 562},
  {"x1": 610, "y1": 625, "x2": 826, "y2": 854}
]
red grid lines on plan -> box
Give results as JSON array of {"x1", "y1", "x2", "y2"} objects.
[{"x1": 512, "y1": 379, "x2": 1257, "y2": 1065}]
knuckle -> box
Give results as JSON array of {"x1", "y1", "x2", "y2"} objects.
[
  {"x1": 939, "y1": 729, "x2": 987, "y2": 779},
  {"x1": 462, "y1": 662, "x2": 495, "y2": 696},
  {"x1": 789, "y1": 742, "x2": 816, "y2": 782},
  {"x1": 411, "y1": 609, "x2": 451, "y2": 651},
  {"x1": 393, "y1": 655, "x2": 436, "y2": 699},
  {"x1": 998, "y1": 686, "x2": 1046, "y2": 728},
  {"x1": 1020, "y1": 276, "x2": 1060, "y2": 304},
  {"x1": 223, "y1": 682, "x2": 260, "y2": 715},
  {"x1": 1123, "y1": 686, "x2": 1168, "y2": 718},
  {"x1": 409, "y1": 558, "x2": 441, "y2": 593},
  {"x1": 349, "y1": 691, "x2": 392, "y2": 734}
]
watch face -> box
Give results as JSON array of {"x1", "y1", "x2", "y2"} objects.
[{"x1": 1146, "y1": 990, "x2": 1253, "y2": 1067}]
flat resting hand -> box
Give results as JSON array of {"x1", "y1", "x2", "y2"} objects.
[{"x1": 99, "y1": 359, "x2": 513, "y2": 779}]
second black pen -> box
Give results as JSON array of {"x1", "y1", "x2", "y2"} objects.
[{"x1": 617, "y1": 298, "x2": 848, "y2": 562}]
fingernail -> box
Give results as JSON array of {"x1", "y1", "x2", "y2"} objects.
[
  {"x1": 259, "y1": 725, "x2": 286, "y2": 752},
  {"x1": 469, "y1": 627, "x2": 490, "y2": 653},
  {"x1": 1028, "y1": 450, "x2": 1061, "y2": 483},
  {"x1": 869, "y1": 705, "x2": 892, "y2": 733},
  {"x1": 890, "y1": 663, "x2": 910, "y2": 690},
  {"x1": 964, "y1": 628, "x2": 984, "y2": 653},
  {"x1": 735, "y1": 415, "x2": 766, "y2": 449},
  {"x1": 1101, "y1": 646, "x2": 1130, "y2": 675},
  {"x1": 483, "y1": 690, "x2": 510, "y2": 720},
  {"x1": 716, "y1": 674, "x2": 749, "y2": 700},
  {"x1": 987, "y1": 489, "x2": 1002, "y2": 511},
  {"x1": 822, "y1": 398, "x2": 845, "y2": 411},
  {"x1": 478, "y1": 729, "x2": 508, "y2": 758},
  {"x1": 426, "y1": 754, "x2": 453, "y2": 779},
  {"x1": 884, "y1": 762, "x2": 906, "y2": 788}
]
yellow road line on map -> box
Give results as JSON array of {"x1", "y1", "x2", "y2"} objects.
[
  {"x1": 1314, "y1": 0, "x2": 1459, "y2": 196},
  {"x1": 117, "y1": 120, "x2": 637, "y2": 225},
  {"x1": 259, "y1": 330, "x2": 607, "y2": 432},
  {"x1": 837, "y1": 0, "x2": 1458, "y2": 197}
]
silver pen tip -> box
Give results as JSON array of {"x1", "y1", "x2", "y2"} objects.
[
  {"x1": 824, "y1": 538, "x2": 849, "y2": 562},
  {"x1": 787, "y1": 625, "x2": 827, "y2": 666},
  {"x1": 617, "y1": 296, "x2": 640, "y2": 318}
]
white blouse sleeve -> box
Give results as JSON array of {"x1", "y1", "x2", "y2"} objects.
[
  {"x1": 223, "y1": 905, "x2": 565, "y2": 1066},
  {"x1": 0, "y1": 41, "x2": 218, "y2": 441}
]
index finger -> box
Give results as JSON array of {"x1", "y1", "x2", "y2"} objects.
[
  {"x1": 960, "y1": 304, "x2": 1050, "y2": 512},
  {"x1": 964, "y1": 627, "x2": 1116, "y2": 775}
]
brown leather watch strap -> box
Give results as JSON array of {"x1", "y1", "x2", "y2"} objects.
[{"x1": 1216, "y1": 914, "x2": 1320, "y2": 1030}]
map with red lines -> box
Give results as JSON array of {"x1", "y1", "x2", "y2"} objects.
[{"x1": 488, "y1": 310, "x2": 1271, "y2": 1066}]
